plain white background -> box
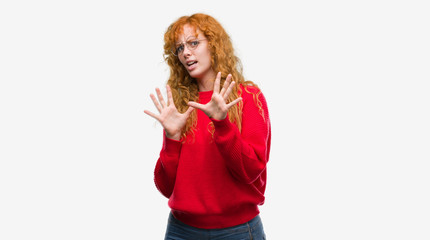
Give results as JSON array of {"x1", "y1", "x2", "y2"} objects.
[{"x1": 1, "y1": 0, "x2": 429, "y2": 239}]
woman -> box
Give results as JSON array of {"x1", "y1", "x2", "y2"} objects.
[{"x1": 144, "y1": 13, "x2": 271, "y2": 239}]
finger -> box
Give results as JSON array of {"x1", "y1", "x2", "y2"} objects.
[
  {"x1": 156, "y1": 88, "x2": 167, "y2": 108},
  {"x1": 166, "y1": 85, "x2": 174, "y2": 107},
  {"x1": 184, "y1": 106, "x2": 195, "y2": 117},
  {"x1": 223, "y1": 80, "x2": 235, "y2": 101},
  {"x1": 143, "y1": 110, "x2": 160, "y2": 121},
  {"x1": 226, "y1": 97, "x2": 242, "y2": 109},
  {"x1": 220, "y1": 74, "x2": 232, "y2": 96},
  {"x1": 214, "y1": 72, "x2": 221, "y2": 93},
  {"x1": 188, "y1": 101, "x2": 205, "y2": 110},
  {"x1": 150, "y1": 93, "x2": 162, "y2": 113}
]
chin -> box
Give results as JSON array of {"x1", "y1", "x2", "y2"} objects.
[{"x1": 188, "y1": 70, "x2": 203, "y2": 79}]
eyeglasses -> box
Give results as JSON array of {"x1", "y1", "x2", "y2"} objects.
[{"x1": 172, "y1": 38, "x2": 207, "y2": 56}]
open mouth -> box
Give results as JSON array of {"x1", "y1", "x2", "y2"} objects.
[{"x1": 187, "y1": 61, "x2": 197, "y2": 66}]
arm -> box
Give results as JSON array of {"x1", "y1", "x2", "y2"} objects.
[
  {"x1": 154, "y1": 133, "x2": 182, "y2": 198},
  {"x1": 144, "y1": 85, "x2": 193, "y2": 198},
  {"x1": 187, "y1": 72, "x2": 270, "y2": 184},
  {"x1": 212, "y1": 88, "x2": 271, "y2": 184}
]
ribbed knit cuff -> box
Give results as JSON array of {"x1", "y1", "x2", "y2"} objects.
[
  {"x1": 211, "y1": 116, "x2": 234, "y2": 136},
  {"x1": 162, "y1": 134, "x2": 182, "y2": 155}
]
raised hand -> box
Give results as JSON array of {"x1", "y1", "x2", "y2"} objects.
[
  {"x1": 144, "y1": 85, "x2": 194, "y2": 140},
  {"x1": 188, "y1": 72, "x2": 242, "y2": 120}
]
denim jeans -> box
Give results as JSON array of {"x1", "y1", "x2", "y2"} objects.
[{"x1": 164, "y1": 212, "x2": 266, "y2": 240}]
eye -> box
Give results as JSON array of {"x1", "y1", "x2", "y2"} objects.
[
  {"x1": 175, "y1": 44, "x2": 184, "y2": 54},
  {"x1": 189, "y1": 40, "x2": 199, "y2": 47}
]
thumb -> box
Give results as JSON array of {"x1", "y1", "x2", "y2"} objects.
[
  {"x1": 187, "y1": 101, "x2": 204, "y2": 110},
  {"x1": 226, "y1": 97, "x2": 242, "y2": 109},
  {"x1": 184, "y1": 106, "x2": 194, "y2": 117}
]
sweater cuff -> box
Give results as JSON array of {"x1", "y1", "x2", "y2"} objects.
[
  {"x1": 162, "y1": 134, "x2": 182, "y2": 155},
  {"x1": 211, "y1": 116, "x2": 235, "y2": 135}
]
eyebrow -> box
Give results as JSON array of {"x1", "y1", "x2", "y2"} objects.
[{"x1": 175, "y1": 36, "x2": 199, "y2": 45}]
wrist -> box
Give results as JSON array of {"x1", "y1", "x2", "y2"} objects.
[
  {"x1": 165, "y1": 131, "x2": 181, "y2": 141},
  {"x1": 210, "y1": 112, "x2": 227, "y2": 121}
]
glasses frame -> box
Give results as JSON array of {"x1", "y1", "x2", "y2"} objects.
[{"x1": 171, "y1": 38, "x2": 208, "y2": 56}]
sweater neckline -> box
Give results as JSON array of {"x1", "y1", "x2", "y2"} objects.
[{"x1": 198, "y1": 90, "x2": 213, "y2": 102}]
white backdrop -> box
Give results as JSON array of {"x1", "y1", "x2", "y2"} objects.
[{"x1": 1, "y1": 0, "x2": 429, "y2": 239}]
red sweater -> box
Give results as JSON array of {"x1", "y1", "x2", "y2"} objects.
[{"x1": 154, "y1": 85, "x2": 271, "y2": 229}]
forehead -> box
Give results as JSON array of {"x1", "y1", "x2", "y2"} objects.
[{"x1": 175, "y1": 24, "x2": 203, "y2": 42}]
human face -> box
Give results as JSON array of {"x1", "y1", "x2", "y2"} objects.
[{"x1": 176, "y1": 24, "x2": 216, "y2": 84}]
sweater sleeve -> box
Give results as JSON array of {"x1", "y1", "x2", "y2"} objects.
[
  {"x1": 154, "y1": 133, "x2": 182, "y2": 198},
  {"x1": 211, "y1": 87, "x2": 271, "y2": 184}
]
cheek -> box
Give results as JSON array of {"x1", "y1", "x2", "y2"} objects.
[
  {"x1": 200, "y1": 51, "x2": 212, "y2": 64},
  {"x1": 178, "y1": 57, "x2": 187, "y2": 66}
]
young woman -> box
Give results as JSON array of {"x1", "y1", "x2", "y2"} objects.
[{"x1": 144, "y1": 13, "x2": 271, "y2": 240}]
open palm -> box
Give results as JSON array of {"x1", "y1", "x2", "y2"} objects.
[
  {"x1": 188, "y1": 72, "x2": 242, "y2": 120},
  {"x1": 144, "y1": 85, "x2": 194, "y2": 140}
]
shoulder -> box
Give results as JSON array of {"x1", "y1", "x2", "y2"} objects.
[
  {"x1": 239, "y1": 84, "x2": 263, "y2": 100},
  {"x1": 239, "y1": 84, "x2": 260, "y2": 95},
  {"x1": 238, "y1": 84, "x2": 270, "y2": 124},
  {"x1": 238, "y1": 84, "x2": 269, "y2": 116},
  {"x1": 239, "y1": 84, "x2": 267, "y2": 104}
]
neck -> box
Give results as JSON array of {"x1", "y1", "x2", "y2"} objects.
[{"x1": 196, "y1": 71, "x2": 217, "y2": 92}]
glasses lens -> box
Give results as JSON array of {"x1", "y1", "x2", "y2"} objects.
[
  {"x1": 172, "y1": 39, "x2": 202, "y2": 56},
  {"x1": 186, "y1": 40, "x2": 199, "y2": 50},
  {"x1": 174, "y1": 44, "x2": 184, "y2": 55}
]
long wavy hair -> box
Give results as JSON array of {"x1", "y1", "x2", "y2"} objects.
[{"x1": 163, "y1": 13, "x2": 261, "y2": 140}]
